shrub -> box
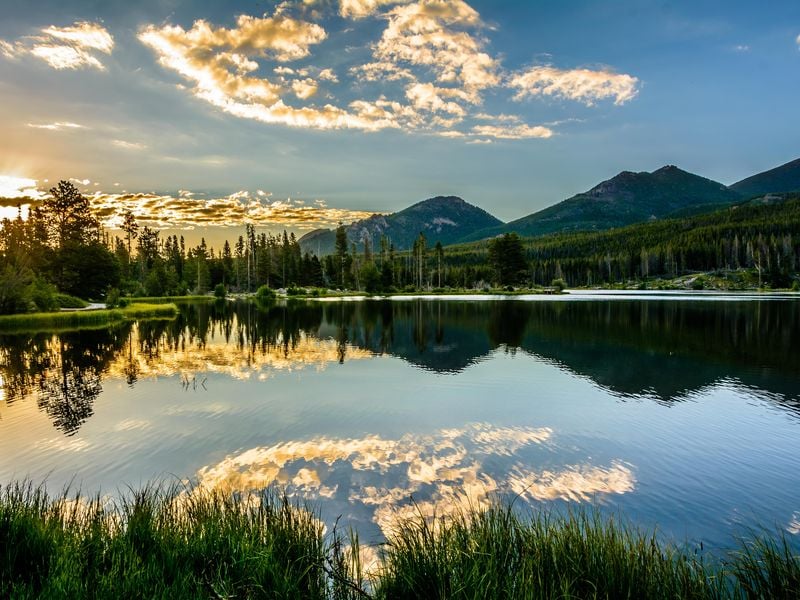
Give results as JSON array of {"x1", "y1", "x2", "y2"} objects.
[
  {"x1": 214, "y1": 283, "x2": 227, "y2": 298},
  {"x1": 28, "y1": 278, "x2": 59, "y2": 312},
  {"x1": 255, "y1": 285, "x2": 276, "y2": 301},
  {"x1": 551, "y1": 278, "x2": 567, "y2": 292},
  {"x1": 106, "y1": 287, "x2": 122, "y2": 308},
  {"x1": 0, "y1": 263, "x2": 34, "y2": 315}
]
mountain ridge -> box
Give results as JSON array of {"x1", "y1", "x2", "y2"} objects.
[{"x1": 299, "y1": 158, "x2": 799, "y2": 255}]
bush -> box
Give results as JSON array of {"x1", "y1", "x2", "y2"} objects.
[
  {"x1": 28, "y1": 278, "x2": 59, "y2": 312},
  {"x1": 286, "y1": 286, "x2": 306, "y2": 296},
  {"x1": 55, "y1": 293, "x2": 89, "y2": 309},
  {"x1": 551, "y1": 278, "x2": 567, "y2": 292},
  {"x1": 792, "y1": 280, "x2": 800, "y2": 291},
  {"x1": 106, "y1": 287, "x2": 122, "y2": 308},
  {"x1": 255, "y1": 285, "x2": 276, "y2": 301},
  {"x1": 214, "y1": 283, "x2": 227, "y2": 298},
  {"x1": 0, "y1": 263, "x2": 34, "y2": 315}
]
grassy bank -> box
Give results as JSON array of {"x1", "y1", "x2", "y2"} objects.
[
  {"x1": 1, "y1": 483, "x2": 797, "y2": 599},
  {"x1": 0, "y1": 303, "x2": 178, "y2": 333},
  {"x1": 125, "y1": 295, "x2": 215, "y2": 304}
]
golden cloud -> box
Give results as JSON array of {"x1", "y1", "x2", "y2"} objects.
[
  {"x1": 87, "y1": 189, "x2": 376, "y2": 230},
  {"x1": 1, "y1": 21, "x2": 114, "y2": 70},
  {"x1": 372, "y1": 0, "x2": 499, "y2": 103},
  {"x1": 139, "y1": 15, "x2": 407, "y2": 132},
  {"x1": 510, "y1": 65, "x2": 640, "y2": 106},
  {"x1": 339, "y1": 0, "x2": 413, "y2": 19}
]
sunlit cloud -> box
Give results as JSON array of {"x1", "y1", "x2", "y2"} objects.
[
  {"x1": 472, "y1": 123, "x2": 554, "y2": 140},
  {"x1": 89, "y1": 189, "x2": 377, "y2": 230},
  {"x1": 139, "y1": 14, "x2": 410, "y2": 132},
  {"x1": 41, "y1": 22, "x2": 114, "y2": 53},
  {"x1": 339, "y1": 0, "x2": 413, "y2": 19},
  {"x1": 370, "y1": 0, "x2": 499, "y2": 105},
  {"x1": 133, "y1": 2, "x2": 636, "y2": 140},
  {"x1": 0, "y1": 175, "x2": 46, "y2": 200},
  {"x1": 27, "y1": 121, "x2": 85, "y2": 131},
  {"x1": 0, "y1": 21, "x2": 113, "y2": 70},
  {"x1": 510, "y1": 65, "x2": 640, "y2": 106}
]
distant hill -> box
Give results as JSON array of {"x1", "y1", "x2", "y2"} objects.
[
  {"x1": 459, "y1": 166, "x2": 742, "y2": 242},
  {"x1": 299, "y1": 196, "x2": 502, "y2": 255},
  {"x1": 730, "y1": 157, "x2": 800, "y2": 198}
]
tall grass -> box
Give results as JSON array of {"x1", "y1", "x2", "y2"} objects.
[
  {"x1": 0, "y1": 303, "x2": 177, "y2": 333},
  {"x1": 0, "y1": 482, "x2": 797, "y2": 598},
  {"x1": 0, "y1": 482, "x2": 330, "y2": 599}
]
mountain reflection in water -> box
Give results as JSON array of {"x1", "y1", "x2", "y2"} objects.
[{"x1": 1, "y1": 298, "x2": 798, "y2": 437}]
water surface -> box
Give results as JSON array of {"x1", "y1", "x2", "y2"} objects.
[{"x1": 1, "y1": 294, "x2": 799, "y2": 550}]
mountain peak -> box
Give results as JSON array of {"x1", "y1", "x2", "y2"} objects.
[{"x1": 299, "y1": 195, "x2": 502, "y2": 255}]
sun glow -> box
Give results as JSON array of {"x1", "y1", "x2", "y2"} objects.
[{"x1": 0, "y1": 175, "x2": 44, "y2": 199}]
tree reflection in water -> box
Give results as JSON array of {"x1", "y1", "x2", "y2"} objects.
[{"x1": 1, "y1": 297, "x2": 799, "y2": 436}]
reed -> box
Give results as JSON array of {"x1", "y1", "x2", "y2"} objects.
[{"x1": 1, "y1": 482, "x2": 797, "y2": 599}]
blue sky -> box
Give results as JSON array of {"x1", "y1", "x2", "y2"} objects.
[{"x1": 0, "y1": 0, "x2": 798, "y2": 243}]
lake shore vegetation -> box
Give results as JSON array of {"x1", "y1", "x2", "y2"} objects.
[{"x1": 0, "y1": 481, "x2": 797, "y2": 599}]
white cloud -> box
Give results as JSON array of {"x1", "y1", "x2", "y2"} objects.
[
  {"x1": 42, "y1": 22, "x2": 114, "y2": 54},
  {"x1": 796, "y1": 33, "x2": 800, "y2": 47},
  {"x1": 0, "y1": 21, "x2": 113, "y2": 70},
  {"x1": 27, "y1": 121, "x2": 84, "y2": 131},
  {"x1": 112, "y1": 139, "x2": 147, "y2": 151},
  {"x1": 0, "y1": 175, "x2": 45, "y2": 199},
  {"x1": 472, "y1": 123, "x2": 553, "y2": 139},
  {"x1": 510, "y1": 65, "x2": 639, "y2": 106}
]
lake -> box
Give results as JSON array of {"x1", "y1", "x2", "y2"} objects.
[{"x1": 1, "y1": 293, "x2": 799, "y2": 552}]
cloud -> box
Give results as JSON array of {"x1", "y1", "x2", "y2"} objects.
[
  {"x1": 136, "y1": 3, "x2": 637, "y2": 140},
  {"x1": 112, "y1": 139, "x2": 147, "y2": 151},
  {"x1": 372, "y1": 0, "x2": 500, "y2": 101},
  {"x1": 472, "y1": 123, "x2": 553, "y2": 139},
  {"x1": 0, "y1": 21, "x2": 114, "y2": 70},
  {"x1": 291, "y1": 77, "x2": 318, "y2": 99},
  {"x1": 42, "y1": 22, "x2": 114, "y2": 53},
  {"x1": 27, "y1": 121, "x2": 84, "y2": 131},
  {"x1": 796, "y1": 33, "x2": 800, "y2": 47},
  {"x1": 339, "y1": 0, "x2": 413, "y2": 19},
  {"x1": 0, "y1": 175, "x2": 46, "y2": 199},
  {"x1": 82, "y1": 189, "x2": 378, "y2": 230},
  {"x1": 139, "y1": 14, "x2": 407, "y2": 131},
  {"x1": 510, "y1": 65, "x2": 639, "y2": 106}
]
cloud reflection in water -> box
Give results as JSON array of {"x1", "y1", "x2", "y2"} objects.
[{"x1": 192, "y1": 423, "x2": 634, "y2": 537}]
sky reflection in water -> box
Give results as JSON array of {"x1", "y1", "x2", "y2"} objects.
[{"x1": 0, "y1": 296, "x2": 799, "y2": 548}]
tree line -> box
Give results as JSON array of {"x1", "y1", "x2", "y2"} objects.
[{"x1": 2, "y1": 181, "x2": 799, "y2": 315}]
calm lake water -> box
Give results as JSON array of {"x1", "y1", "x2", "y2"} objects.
[{"x1": 1, "y1": 293, "x2": 799, "y2": 551}]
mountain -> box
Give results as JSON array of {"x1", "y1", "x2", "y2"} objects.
[
  {"x1": 459, "y1": 165, "x2": 742, "y2": 242},
  {"x1": 730, "y1": 157, "x2": 800, "y2": 198},
  {"x1": 299, "y1": 196, "x2": 502, "y2": 255}
]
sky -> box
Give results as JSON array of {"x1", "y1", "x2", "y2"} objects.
[{"x1": 0, "y1": 0, "x2": 798, "y2": 247}]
